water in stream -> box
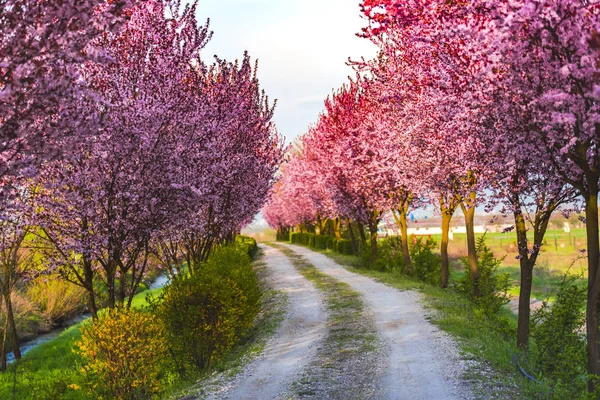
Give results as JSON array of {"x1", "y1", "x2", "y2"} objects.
[{"x1": 6, "y1": 274, "x2": 170, "y2": 363}]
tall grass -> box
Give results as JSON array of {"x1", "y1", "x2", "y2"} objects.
[{"x1": 27, "y1": 279, "x2": 87, "y2": 329}]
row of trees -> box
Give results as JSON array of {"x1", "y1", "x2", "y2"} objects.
[
  {"x1": 264, "y1": 0, "x2": 600, "y2": 390},
  {"x1": 0, "y1": 0, "x2": 283, "y2": 366}
]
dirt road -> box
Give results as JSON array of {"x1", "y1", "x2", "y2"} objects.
[
  {"x1": 202, "y1": 243, "x2": 472, "y2": 399},
  {"x1": 279, "y1": 243, "x2": 472, "y2": 400},
  {"x1": 205, "y1": 244, "x2": 328, "y2": 399}
]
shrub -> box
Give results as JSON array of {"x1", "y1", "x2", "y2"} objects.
[
  {"x1": 334, "y1": 239, "x2": 354, "y2": 255},
  {"x1": 276, "y1": 230, "x2": 289, "y2": 241},
  {"x1": 155, "y1": 244, "x2": 261, "y2": 376},
  {"x1": 410, "y1": 237, "x2": 441, "y2": 284},
  {"x1": 203, "y1": 245, "x2": 261, "y2": 335},
  {"x1": 457, "y1": 235, "x2": 510, "y2": 316},
  {"x1": 290, "y1": 232, "x2": 356, "y2": 256},
  {"x1": 290, "y1": 232, "x2": 312, "y2": 245},
  {"x1": 372, "y1": 236, "x2": 402, "y2": 271},
  {"x1": 312, "y1": 234, "x2": 334, "y2": 250},
  {"x1": 530, "y1": 274, "x2": 587, "y2": 396},
  {"x1": 77, "y1": 308, "x2": 168, "y2": 400},
  {"x1": 236, "y1": 235, "x2": 258, "y2": 259},
  {"x1": 0, "y1": 292, "x2": 44, "y2": 341}
]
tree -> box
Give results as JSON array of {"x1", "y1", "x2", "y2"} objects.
[
  {"x1": 302, "y1": 79, "x2": 388, "y2": 262},
  {"x1": 358, "y1": 1, "x2": 492, "y2": 287},
  {"x1": 472, "y1": 43, "x2": 579, "y2": 348},
  {"x1": 160, "y1": 53, "x2": 283, "y2": 275},
  {"x1": 0, "y1": 0, "x2": 135, "y2": 180},
  {"x1": 0, "y1": 181, "x2": 34, "y2": 366},
  {"x1": 36, "y1": 0, "x2": 211, "y2": 308},
  {"x1": 485, "y1": 0, "x2": 600, "y2": 387}
]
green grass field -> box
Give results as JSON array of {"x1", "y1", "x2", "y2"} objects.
[
  {"x1": 422, "y1": 228, "x2": 589, "y2": 301},
  {"x1": 436, "y1": 228, "x2": 587, "y2": 269}
]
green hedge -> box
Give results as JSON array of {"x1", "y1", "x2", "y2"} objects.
[
  {"x1": 334, "y1": 239, "x2": 354, "y2": 255},
  {"x1": 289, "y1": 233, "x2": 354, "y2": 255},
  {"x1": 236, "y1": 235, "x2": 258, "y2": 259},
  {"x1": 290, "y1": 232, "x2": 310, "y2": 245},
  {"x1": 276, "y1": 231, "x2": 289, "y2": 241},
  {"x1": 154, "y1": 242, "x2": 261, "y2": 376}
]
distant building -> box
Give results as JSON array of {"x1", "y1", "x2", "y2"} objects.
[{"x1": 379, "y1": 212, "x2": 513, "y2": 239}]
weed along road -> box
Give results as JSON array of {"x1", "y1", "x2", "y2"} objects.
[
  {"x1": 205, "y1": 244, "x2": 328, "y2": 399},
  {"x1": 276, "y1": 243, "x2": 472, "y2": 400}
]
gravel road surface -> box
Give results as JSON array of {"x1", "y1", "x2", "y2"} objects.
[
  {"x1": 206, "y1": 244, "x2": 328, "y2": 399},
  {"x1": 280, "y1": 243, "x2": 473, "y2": 400}
]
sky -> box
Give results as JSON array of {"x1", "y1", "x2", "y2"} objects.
[{"x1": 194, "y1": 0, "x2": 377, "y2": 144}]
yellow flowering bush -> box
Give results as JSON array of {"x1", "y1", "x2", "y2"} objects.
[{"x1": 77, "y1": 308, "x2": 168, "y2": 400}]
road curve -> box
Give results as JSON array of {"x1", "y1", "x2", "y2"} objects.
[
  {"x1": 207, "y1": 244, "x2": 328, "y2": 400},
  {"x1": 280, "y1": 243, "x2": 472, "y2": 400}
]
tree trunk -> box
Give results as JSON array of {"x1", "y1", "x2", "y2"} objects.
[
  {"x1": 3, "y1": 293, "x2": 20, "y2": 360},
  {"x1": 440, "y1": 210, "x2": 452, "y2": 288},
  {"x1": 333, "y1": 217, "x2": 341, "y2": 240},
  {"x1": 346, "y1": 219, "x2": 358, "y2": 255},
  {"x1": 460, "y1": 191, "x2": 479, "y2": 297},
  {"x1": 87, "y1": 290, "x2": 98, "y2": 320},
  {"x1": 368, "y1": 213, "x2": 379, "y2": 264},
  {"x1": 107, "y1": 267, "x2": 116, "y2": 309},
  {"x1": 82, "y1": 259, "x2": 98, "y2": 320},
  {"x1": 357, "y1": 222, "x2": 367, "y2": 248},
  {"x1": 515, "y1": 209, "x2": 532, "y2": 348},
  {"x1": 316, "y1": 216, "x2": 324, "y2": 235},
  {"x1": 517, "y1": 259, "x2": 533, "y2": 347},
  {"x1": 439, "y1": 195, "x2": 458, "y2": 288},
  {"x1": 128, "y1": 245, "x2": 149, "y2": 308},
  {"x1": 117, "y1": 268, "x2": 126, "y2": 307},
  {"x1": 514, "y1": 201, "x2": 552, "y2": 349},
  {"x1": 392, "y1": 209, "x2": 412, "y2": 274},
  {"x1": 199, "y1": 237, "x2": 214, "y2": 263},
  {"x1": 585, "y1": 189, "x2": 600, "y2": 392},
  {"x1": 0, "y1": 317, "x2": 8, "y2": 371}
]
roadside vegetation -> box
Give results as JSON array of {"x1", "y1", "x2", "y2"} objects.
[
  {"x1": 0, "y1": 285, "x2": 164, "y2": 400},
  {"x1": 1, "y1": 1, "x2": 283, "y2": 398},
  {"x1": 177, "y1": 255, "x2": 287, "y2": 399}
]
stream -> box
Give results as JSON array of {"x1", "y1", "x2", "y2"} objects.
[{"x1": 6, "y1": 274, "x2": 170, "y2": 364}]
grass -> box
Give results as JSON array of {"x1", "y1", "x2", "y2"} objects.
[
  {"x1": 380, "y1": 229, "x2": 589, "y2": 305},
  {"x1": 0, "y1": 285, "x2": 165, "y2": 400},
  {"x1": 269, "y1": 243, "x2": 380, "y2": 399},
  {"x1": 436, "y1": 228, "x2": 587, "y2": 281},
  {"x1": 430, "y1": 228, "x2": 588, "y2": 267},
  {"x1": 290, "y1": 244, "x2": 556, "y2": 399}
]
